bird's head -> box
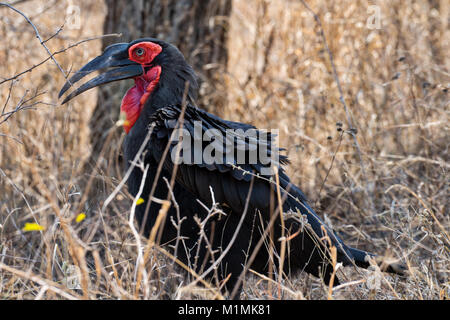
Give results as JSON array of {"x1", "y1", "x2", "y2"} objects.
[{"x1": 59, "y1": 38, "x2": 198, "y2": 133}]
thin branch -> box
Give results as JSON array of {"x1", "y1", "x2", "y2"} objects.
[
  {"x1": 0, "y1": 2, "x2": 67, "y2": 77},
  {"x1": 193, "y1": 178, "x2": 255, "y2": 293},
  {"x1": 42, "y1": 23, "x2": 65, "y2": 44},
  {"x1": 0, "y1": 33, "x2": 122, "y2": 86}
]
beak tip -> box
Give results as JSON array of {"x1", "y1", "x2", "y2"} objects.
[
  {"x1": 60, "y1": 90, "x2": 74, "y2": 105},
  {"x1": 58, "y1": 86, "x2": 70, "y2": 104},
  {"x1": 58, "y1": 83, "x2": 70, "y2": 100}
]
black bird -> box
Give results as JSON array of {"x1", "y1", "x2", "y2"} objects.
[{"x1": 59, "y1": 38, "x2": 405, "y2": 298}]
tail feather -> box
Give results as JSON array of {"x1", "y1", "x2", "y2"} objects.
[
  {"x1": 280, "y1": 175, "x2": 407, "y2": 279},
  {"x1": 347, "y1": 247, "x2": 407, "y2": 276},
  {"x1": 346, "y1": 247, "x2": 373, "y2": 268}
]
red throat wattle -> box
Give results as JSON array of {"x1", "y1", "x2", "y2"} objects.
[{"x1": 120, "y1": 65, "x2": 161, "y2": 133}]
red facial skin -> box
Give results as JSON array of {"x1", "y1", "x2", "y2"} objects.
[{"x1": 120, "y1": 42, "x2": 162, "y2": 133}]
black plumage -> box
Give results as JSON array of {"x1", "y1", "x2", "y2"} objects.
[{"x1": 60, "y1": 38, "x2": 405, "y2": 299}]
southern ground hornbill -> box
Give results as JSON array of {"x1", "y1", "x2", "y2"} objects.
[{"x1": 59, "y1": 38, "x2": 405, "y2": 298}]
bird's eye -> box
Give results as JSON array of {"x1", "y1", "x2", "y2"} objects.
[{"x1": 135, "y1": 47, "x2": 145, "y2": 57}]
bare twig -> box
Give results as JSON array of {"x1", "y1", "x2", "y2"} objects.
[
  {"x1": 0, "y1": 33, "x2": 122, "y2": 86},
  {"x1": 193, "y1": 178, "x2": 254, "y2": 295},
  {"x1": 0, "y1": 2, "x2": 67, "y2": 77}
]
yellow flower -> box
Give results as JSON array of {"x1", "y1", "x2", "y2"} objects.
[
  {"x1": 136, "y1": 198, "x2": 145, "y2": 205},
  {"x1": 75, "y1": 213, "x2": 86, "y2": 223},
  {"x1": 23, "y1": 222, "x2": 44, "y2": 232}
]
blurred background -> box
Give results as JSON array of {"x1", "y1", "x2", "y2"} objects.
[{"x1": 0, "y1": 0, "x2": 448, "y2": 299}]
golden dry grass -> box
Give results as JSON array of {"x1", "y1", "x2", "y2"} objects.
[{"x1": 0, "y1": 0, "x2": 448, "y2": 299}]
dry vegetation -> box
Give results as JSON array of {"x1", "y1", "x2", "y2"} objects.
[{"x1": 0, "y1": 0, "x2": 448, "y2": 300}]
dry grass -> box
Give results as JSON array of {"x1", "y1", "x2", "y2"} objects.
[{"x1": 0, "y1": 0, "x2": 448, "y2": 300}]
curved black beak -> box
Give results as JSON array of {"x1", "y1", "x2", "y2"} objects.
[{"x1": 59, "y1": 43, "x2": 143, "y2": 104}]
